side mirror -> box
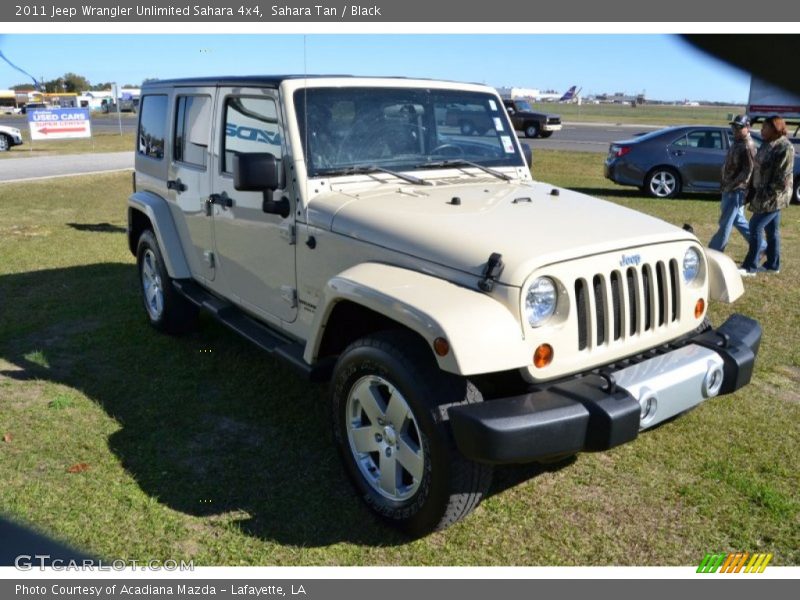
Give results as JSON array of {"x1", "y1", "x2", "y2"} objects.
[
  {"x1": 233, "y1": 153, "x2": 290, "y2": 218},
  {"x1": 521, "y1": 143, "x2": 533, "y2": 167},
  {"x1": 233, "y1": 152, "x2": 281, "y2": 192}
]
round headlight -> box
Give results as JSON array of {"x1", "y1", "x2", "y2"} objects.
[
  {"x1": 683, "y1": 248, "x2": 701, "y2": 283},
  {"x1": 525, "y1": 277, "x2": 557, "y2": 327}
]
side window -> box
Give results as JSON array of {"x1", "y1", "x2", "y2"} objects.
[
  {"x1": 137, "y1": 94, "x2": 167, "y2": 160},
  {"x1": 222, "y1": 96, "x2": 282, "y2": 174},
  {"x1": 174, "y1": 95, "x2": 211, "y2": 168},
  {"x1": 672, "y1": 135, "x2": 688, "y2": 147}
]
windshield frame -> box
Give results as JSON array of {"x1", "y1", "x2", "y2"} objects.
[{"x1": 293, "y1": 86, "x2": 526, "y2": 179}]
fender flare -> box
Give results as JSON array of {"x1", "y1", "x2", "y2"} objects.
[
  {"x1": 128, "y1": 191, "x2": 191, "y2": 279},
  {"x1": 305, "y1": 263, "x2": 531, "y2": 376},
  {"x1": 706, "y1": 248, "x2": 744, "y2": 303}
]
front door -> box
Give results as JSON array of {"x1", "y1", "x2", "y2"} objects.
[
  {"x1": 670, "y1": 128, "x2": 727, "y2": 191},
  {"x1": 210, "y1": 88, "x2": 297, "y2": 324}
]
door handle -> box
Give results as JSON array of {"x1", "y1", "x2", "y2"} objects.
[
  {"x1": 205, "y1": 193, "x2": 233, "y2": 215},
  {"x1": 167, "y1": 178, "x2": 187, "y2": 192},
  {"x1": 672, "y1": 150, "x2": 685, "y2": 156},
  {"x1": 208, "y1": 193, "x2": 233, "y2": 208}
]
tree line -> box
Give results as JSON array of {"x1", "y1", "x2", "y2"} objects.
[{"x1": 9, "y1": 73, "x2": 157, "y2": 93}]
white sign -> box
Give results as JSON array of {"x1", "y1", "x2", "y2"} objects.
[{"x1": 28, "y1": 108, "x2": 92, "y2": 141}]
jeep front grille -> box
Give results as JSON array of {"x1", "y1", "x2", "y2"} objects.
[{"x1": 575, "y1": 259, "x2": 681, "y2": 351}]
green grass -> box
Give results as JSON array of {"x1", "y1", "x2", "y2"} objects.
[
  {"x1": 0, "y1": 163, "x2": 798, "y2": 566},
  {"x1": 532, "y1": 102, "x2": 745, "y2": 126}
]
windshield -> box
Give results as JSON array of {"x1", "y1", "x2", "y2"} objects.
[
  {"x1": 294, "y1": 87, "x2": 525, "y2": 177},
  {"x1": 513, "y1": 100, "x2": 533, "y2": 112}
]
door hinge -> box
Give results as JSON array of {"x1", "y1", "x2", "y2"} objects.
[
  {"x1": 280, "y1": 223, "x2": 296, "y2": 245},
  {"x1": 280, "y1": 286, "x2": 298, "y2": 307}
]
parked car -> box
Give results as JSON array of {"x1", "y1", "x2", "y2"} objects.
[
  {"x1": 0, "y1": 124, "x2": 24, "y2": 151},
  {"x1": 128, "y1": 76, "x2": 760, "y2": 535},
  {"x1": 604, "y1": 124, "x2": 800, "y2": 203},
  {"x1": 20, "y1": 102, "x2": 49, "y2": 114}
]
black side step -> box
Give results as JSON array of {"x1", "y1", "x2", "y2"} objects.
[{"x1": 172, "y1": 279, "x2": 326, "y2": 380}]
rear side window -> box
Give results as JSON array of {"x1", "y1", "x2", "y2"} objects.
[
  {"x1": 138, "y1": 94, "x2": 168, "y2": 160},
  {"x1": 174, "y1": 95, "x2": 211, "y2": 168},
  {"x1": 222, "y1": 96, "x2": 282, "y2": 174},
  {"x1": 686, "y1": 130, "x2": 723, "y2": 150}
]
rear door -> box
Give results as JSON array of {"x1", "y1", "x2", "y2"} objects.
[
  {"x1": 669, "y1": 128, "x2": 727, "y2": 191},
  {"x1": 209, "y1": 88, "x2": 298, "y2": 324},
  {"x1": 167, "y1": 89, "x2": 216, "y2": 283}
]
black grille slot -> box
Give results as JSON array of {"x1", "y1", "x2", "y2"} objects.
[
  {"x1": 626, "y1": 267, "x2": 638, "y2": 335},
  {"x1": 642, "y1": 264, "x2": 653, "y2": 331},
  {"x1": 575, "y1": 279, "x2": 588, "y2": 351},
  {"x1": 593, "y1": 275, "x2": 606, "y2": 346},
  {"x1": 610, "y1": 271, "x2": 622, "y2": 341},
  {"x1": 656, "y1": 261, "x2": 667, "y2": 326},
  {"x1": 669, "y1": 259, "x2": 679, "y2": 322}
]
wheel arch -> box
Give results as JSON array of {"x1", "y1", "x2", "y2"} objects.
[
  {"x1": 306, "y1": 263, "x2": 531, "y2": 376},
  {"x1": 127, "y1": 191, "x2": 191, "y2": 279}
]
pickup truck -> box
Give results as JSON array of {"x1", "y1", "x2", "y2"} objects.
[{"x1": 442, "y1": 98, "x2": 562, "y2": 139}]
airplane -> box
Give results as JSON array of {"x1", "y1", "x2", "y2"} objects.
[{"x1": 530, "y1": 85, "x2": 581, "y2": 103}]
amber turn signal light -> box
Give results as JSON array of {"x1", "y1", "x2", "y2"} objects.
[
  {"x1": 433, "y1": 337, "x2": 450, "y2": 357},
  {"x1": 694, "y1": 298, "x2": 705, "y2": 319},
  {"x1": 533, "y1": 343, "x2": 554, "y2": 368}
]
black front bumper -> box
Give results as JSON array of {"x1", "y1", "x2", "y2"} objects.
[{"x1": 448, "y1": 314, "x2": 761, "y2": 464}]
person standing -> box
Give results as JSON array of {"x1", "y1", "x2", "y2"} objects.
[
  {"x1": 740, "y1": 115, "x2": 795, "y2": 275},
  {"x1": 709, "y1": 115, "x2": 758, "y2": 252}
]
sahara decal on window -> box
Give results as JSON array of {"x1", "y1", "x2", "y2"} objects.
[{"x1": 225, "y1": 123, "x2": 282, "y2": 146}]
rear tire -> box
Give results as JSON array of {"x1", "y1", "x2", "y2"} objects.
[
  {"x1": 792, "y1": 180, "x2": 800, "y2": 205},
  {"x1": 331, "y1": 330, "x2": 493, "y2": 536},
  {"x1": 645, "y1": 167, "x2": 681, "y2": 199},
  {"x1": 136, "y1": 229, "x2": 198, "y2": 334}
]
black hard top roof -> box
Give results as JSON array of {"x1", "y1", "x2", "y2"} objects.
[
  {"x1": 143, "y1": 75, "x2": 350, "y2": 88},
  {"x1": 143, "y1": 75, "x2": 477, "y2": 89}
]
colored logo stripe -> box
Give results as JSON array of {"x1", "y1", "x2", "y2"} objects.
[{"x1": 697, "y1": 552, "x2": 772, "y2": 573}]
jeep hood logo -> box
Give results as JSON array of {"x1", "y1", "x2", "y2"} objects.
[{"x1": 620, "y1": 253, "x2": 641, "y2": 267}]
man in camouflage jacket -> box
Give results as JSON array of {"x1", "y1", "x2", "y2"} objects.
[{"x1": 709, "y1": 115, "x2": 757, "y2": 252}]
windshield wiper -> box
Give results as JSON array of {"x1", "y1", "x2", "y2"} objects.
[
  {"x1": 413, "y1": 159, "x2": 512, "y2": 181},
  {"x1": 317, "y1": 165, "x2": 430, "y2": 186}
]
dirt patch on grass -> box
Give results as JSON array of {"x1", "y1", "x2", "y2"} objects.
[{"x1": 1, "y1": 224, "x2": 51, "y2": 238}]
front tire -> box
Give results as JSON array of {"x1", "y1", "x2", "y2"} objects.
[
  {"x1": 539, "y1": 131, "x2": 553, "y2": 138},
  {"x1": 136, "y1": 229, "x2": 198, "y2": 334},
  {"x1": 645, "y1": 167, "x2": 681, "y2": 198},
  {"x1": 524, "y1": 123, "x2": 540, "y2": 138},
  {"x1": 331, "y1": 331, "x2": 493, "y2": 536},
  {"x1": 0, "y1": 134, "x2": 10, "y2": 152}
]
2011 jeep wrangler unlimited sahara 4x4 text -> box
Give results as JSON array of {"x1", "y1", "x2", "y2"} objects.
[{"x1": 128, "y1": 76, "x2": 761, "y2": 536}]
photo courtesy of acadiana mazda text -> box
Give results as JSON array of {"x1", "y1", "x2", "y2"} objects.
[{"x1": 127, "y1": 75, "x2": 761, "y2": 536}]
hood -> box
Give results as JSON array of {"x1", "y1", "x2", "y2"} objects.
[{"x1": 308, "y1": 179, "x2": 695, "y2": 287}]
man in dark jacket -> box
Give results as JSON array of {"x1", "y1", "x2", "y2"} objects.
[{"x1": 709, "y1": 115, "x2": 759, "y2": 253}]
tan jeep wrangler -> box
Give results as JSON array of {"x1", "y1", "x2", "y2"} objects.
[{"x1": 127, "y1": 76, "x2": 761, "y2": 536}]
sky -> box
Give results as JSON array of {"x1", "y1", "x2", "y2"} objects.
[{"x1": 0, "y1": 34, "x2": 752, "y2": 103}]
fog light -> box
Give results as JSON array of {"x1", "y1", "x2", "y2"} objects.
[
  {"x1": 433, "y1": 337, "x2": 450, "y2": 357},
  {"x1": 702, "y1": 363, "x2": 724, "y2": 398},
  {"x1": 694, "y1": 298, "x2": 705, "y2": 319},
  {"x1": 533, "y1": 344, "x2": 553, "y2": 368}
]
